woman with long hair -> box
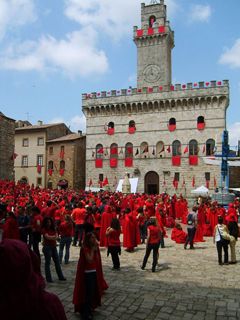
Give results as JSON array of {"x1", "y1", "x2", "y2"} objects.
[{"x1": 41, "y1": 217, "x2": 66, "y2": 282}]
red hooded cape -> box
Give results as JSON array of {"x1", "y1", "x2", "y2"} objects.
[{"x1": 73, "y1": 247, "x2": 108, "y2": 313}]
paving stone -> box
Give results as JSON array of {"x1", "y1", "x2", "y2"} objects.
[{"x1": 43, "y1": 232, "x2": 240, "y2": 320}]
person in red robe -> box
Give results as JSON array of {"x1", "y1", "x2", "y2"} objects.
[
  {"x1": 99, "y1": 205, "x2": 116, "y2": 247},
  {"x1": 123, "y1": 208, "x2": 140, "y2": 252},
  {"x1": 73, "y1": 232, "x2": 108, "y2": 319},
  {"x1": 171, "y1": 223, "x2": 187, "y2": 244},
  {"x1": 0, "y1": 239, "x2": 67, "y2": 320},
  {"x1": 2, "y1": 211, "x2": 20, "y2": 240}
]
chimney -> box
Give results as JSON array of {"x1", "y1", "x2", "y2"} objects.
[
  {"x1": 78, "y1": 130, "x2": 82, "y2": 136},
  {"x1": 37, "y1": 120, "x2": 43, "y2": 126}
]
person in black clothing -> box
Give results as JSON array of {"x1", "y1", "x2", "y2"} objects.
[
  {"x1": 184, "y1": 207, "x2": 197, "y2": 250},
  {"x1": 227, "y1": 214, "x2": 238, "y2": 264}
]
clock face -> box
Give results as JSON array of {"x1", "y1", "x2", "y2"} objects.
[{"x1": 143, "y1": 64, "x2": 161, "y2": 83}]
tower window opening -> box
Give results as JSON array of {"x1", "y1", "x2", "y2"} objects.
[{"x1": 149, "y1": 15, "x2": 156, "y2": 28}]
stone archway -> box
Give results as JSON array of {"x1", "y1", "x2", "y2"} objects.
[{"x1": 144, "y1": 171, "x2": 159, "y2": 194}]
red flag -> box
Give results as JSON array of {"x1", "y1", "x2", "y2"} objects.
[
  {"x1": 206, "y1": 180, "x2": 210, "y2": 189},
  {"x1": 11, "y1": 152, "x2": 18, "y2": 160},
  {"x1": 37, "y1": 165, "x2": 42, "y2": 174},
  {"x1": 167, "y1": 146, "x2": 171, "y2": 153},
  {"x1": 59, "y1": 151, "x2": 65, "y2": 159},
  {"x1": 98, "y1": 180, "x2": 103, "y2": 188},
  {"x1": 59, "y1": 168, "x2": 64, "y2": 176},
  {"x1": 97, "y1": 147, "x2": 104, "y2": 154},
  {"x1": 214, "y1": 176, "x2": 217, "y2": 188},
  {"x1": 173, "y1": 179, "x2": 178, "y2": 190},
  {"x1": 192, "y1": 176, "x2": 195, "y2": 187},
  {"x1": 48, "y1": 169, "x2": 53, "y2": 176},
  {"x1": 88, "y1": 179, "x2": 93, "y2": 187},
  {"x1": 103, "y1": 177, "x2": 109, "y2": 186},
  {"x1": 183, "y1": 146, "x2": 188, "y2": 154}
]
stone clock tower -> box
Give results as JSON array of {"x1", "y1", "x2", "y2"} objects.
[{"x1": 134, "y1": 0, "x2": 174, "y2": 89}]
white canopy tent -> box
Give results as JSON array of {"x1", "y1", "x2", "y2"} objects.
[{"x1": 191, "y1": 185, "x2": 209, "y2": 197}]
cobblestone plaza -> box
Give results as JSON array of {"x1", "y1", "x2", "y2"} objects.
[{"x1": 46, "y1": 230, "x2": 240, "y2": 320}]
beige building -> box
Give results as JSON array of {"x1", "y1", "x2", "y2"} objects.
[
  {"x1": 15, "y1": 121, "x2": 71, "y2": 187},
  {"x1": 83, "y1": 1, "x2": 229, "y2": 196},
  {"x1": 46, "y1": 132, "x2": 86, "y2": 190},
  {"x1": 0, "y1": 112, "x2": 15, "y2": 180}
]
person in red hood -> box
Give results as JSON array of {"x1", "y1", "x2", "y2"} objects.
[
  {"x1": 73, "y1": 232, "x2": 108, "y2": 320},
  {"x1": 99, "y1": 205, "x2": 116, "y2": 247},
  {"x1": 0, "y1": 239, "x2": 67, "y2": 320}
]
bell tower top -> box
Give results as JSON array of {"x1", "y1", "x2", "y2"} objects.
[
  {"x1": 141, "y1": 1, "x2": 166, "y2": 29},
  {"x1": 134, "y1": 1, "x2": 174, "y2": 89}
]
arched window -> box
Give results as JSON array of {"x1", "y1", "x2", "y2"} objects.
[
  {"x1": 172, "y1": 140, "x2": 181, "y2": 166},
  {"x1": 206, "y1": 139, "x2": 215, "y2": 156},
  {"x1": 197, "y1": 116, "x2": 205, "y2": 130},
  {"x1": 107, "y1": 122, "x2": 115, "y2": 135},
  {"x1": 140, "y1": 142, "x2": 149, "y2": 157},
  {"x1": 125, "y1": 142, "x2": 133, "y2": 167},
  {"x1": 172, "y1": 140, "x2": 181, "y2": 156},
  {"x1": 110, "y1": 143, "x2": 118, "y2": 168},
  {"x1": 189, "y1": 140, "x2": 198, "y2": 156},
  {"x1": 149, "y1": 15, "x2": 156, "y2": 28},
  {"x1": 60, "y1": 160, "x2": 65, "y2": 169},
  {"x1": 156, "y1": 141, "x2": 164, "y2": 157},
  {"x1": 96, "y1": 144, "x2": 104, "y2": 159},
  {"x1": 168, "y1": 118, "x2": 176, "y2": 131},
  {"x1": 128, "y1": 120, "x2": 136, "y2": 134},
  {"x1": 48, "y1": 161, "x2": 53, "y2": 170},
  {"x1": 125, "y1": 142, "x2": 133, "y2": 158}
]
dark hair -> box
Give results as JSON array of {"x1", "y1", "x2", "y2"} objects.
[
  {"x1": 42, "y1": 217, "x2": 55, "y2": 231},
  {"x1": 31, "y1": 206, "x2": 40, "y2": 214},
  {"x1": 110, "y1": 218, "x2": 121, "y2": 231},
  {"x1": 83, "y1": 232, "x2": 96, "y2": 248},
  {"x1": 137, "y1": 207, "x2": 143, "y2": 213},
  {"x1": 218, "y1": 216, "x2": 223, "y2": 224}
]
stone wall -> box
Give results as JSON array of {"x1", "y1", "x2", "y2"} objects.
[
  {"x1": 84, "y1": 85, "x2": 229, "y2": 196},
  {"x1": 0, "y1": 114, "x2": 15, "y2": 180}
]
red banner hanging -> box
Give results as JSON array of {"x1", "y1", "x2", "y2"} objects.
[
  {"x1": 125, "y1": 158, "x2": 133, "y2": 167},
  {"x1": 168, "y1": 124, "x2": 176, "y2": 132},
  {"x1": 107, "y1": 128, "x2": 114, "y2": 135},
  {"x1": 197, "y1": 122, "x2": 205, "y2": 130},
  {"x1": 189, "y1": 155, "x2": 198, "y2": 166},
  {"x1": 172, "y1": 156, "x2": 181, "y2": 166},
  {"x1": 110, "y1": 158, "x2": 118, "y2": 168},
  {"x1": 128, "y1": 126, "x2": 136, "y2": 134},
  {"x1": 95, "y1": 159, "x2": 103, "y2": 168}
]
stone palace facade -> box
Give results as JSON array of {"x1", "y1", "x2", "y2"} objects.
[{"x1": 82, "y1": 0, "x2": 229, "y2": 196}]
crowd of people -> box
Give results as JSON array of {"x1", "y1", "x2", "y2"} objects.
[{"x1": 0, "y1": 180, "x2": 239, "y2": 319}]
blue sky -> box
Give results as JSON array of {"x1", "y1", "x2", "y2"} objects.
[{"x1": 0, "y1": 0, "x2": 239, "y2": 146}]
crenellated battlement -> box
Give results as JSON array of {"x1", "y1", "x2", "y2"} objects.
[{"x1": 82, "y1": 80, "x2": 229, "y2": 101}]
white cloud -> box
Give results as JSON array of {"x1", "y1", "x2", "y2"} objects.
[
  {"x1": 219, "y1": 39, "x2": 240, "y2": 69},
  {"x1": 189, "y1": 4, "x2": 211, "y2": 23},
  {"x1": 228, "y1": 122, "x2": 240, "y2": 147},
  {"x1": 0, "y1": 0, "x2": 36, "y2": 41},
  {"x1": 64, "y1": 0, "x2": 178, "y2": 41},
  {"x1": 0, "y1": 28, "x2": 109, "y2": 77},
  {"x1": 49, "y1": 115, "x2": 86, "y2": 133}
]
